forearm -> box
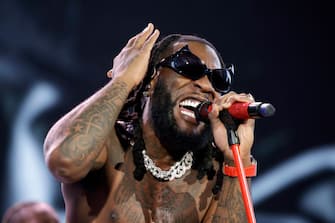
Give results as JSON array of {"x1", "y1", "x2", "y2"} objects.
[
  {"x1": 204, "y1": 155, "x2": 253, "y2": 223},
  {"x1": 44, "y1": 77, "x2": 132, "y2": 182},
  {"x1": 210, "y1": 176, "x2": 251, "y2": 223}
]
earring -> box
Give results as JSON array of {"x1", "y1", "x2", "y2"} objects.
[
  {"x1": 143, "y1": 84, "x2": 151, "y2": 97},
  {"x1": 143, "y1": 91, "x2": 149, "y2": 97},
  {"x1": 151, "y1": 67, "x2": 157, "y2": 79}
]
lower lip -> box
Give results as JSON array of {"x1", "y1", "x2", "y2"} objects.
[{"x1": 180, "y1": 107, "x2": 198, "y2": 124}]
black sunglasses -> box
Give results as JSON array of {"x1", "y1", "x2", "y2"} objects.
[{"x1": 156, "y1": 45, "x2": 234, "y2": 94}]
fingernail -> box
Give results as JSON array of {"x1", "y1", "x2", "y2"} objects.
[
  {"x1": 247, "y1": 93, "x2": 254, "y2": 99},
  {"x1": 143, "y1": 23, "x2": 151, "y2": 31}
]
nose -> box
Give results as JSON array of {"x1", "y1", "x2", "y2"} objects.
[{"x1": 193, "y1": 75, "x2": 216, "y2": 96}]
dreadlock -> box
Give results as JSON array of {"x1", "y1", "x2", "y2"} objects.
[{"x1": 115, "y1": 33, "x2": 226, "y2": 194}]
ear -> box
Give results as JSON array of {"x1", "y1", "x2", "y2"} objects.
[{"x1": 144, "y1": 67, "x2": 159, "y2": 97}]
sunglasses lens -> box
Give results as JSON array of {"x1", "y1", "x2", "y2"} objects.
[
  {"x1": 211, "y1": 69, "x2": 232, "y2": 93},
  {"x1": 173, "y1": 54, "x2": 205, "y2": 79}
]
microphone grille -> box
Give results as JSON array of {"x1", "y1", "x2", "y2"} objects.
[{"x1": 259, "y1": 103, "x2": 276, "y2": 117}]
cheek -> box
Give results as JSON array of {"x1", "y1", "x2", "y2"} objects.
[
  {"x1": 157, "y1": 74, "x2": 183, "y2": 98},
  {"x1": 169, "y1": 75, "x2": 194, "y2": 95}
]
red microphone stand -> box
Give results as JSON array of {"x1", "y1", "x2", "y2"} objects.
[
  {"x1": 227, "y1": 129, "x2": 256, "y2": 223},
  {"x1": 196, "y1": 102, "x2": 257, "y2": 222}
]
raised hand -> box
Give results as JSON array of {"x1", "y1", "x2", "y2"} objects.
[{"x1": 107, "y1": 23, "x2": 160, "y2": 88}]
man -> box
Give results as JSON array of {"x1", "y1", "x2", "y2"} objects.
[
  {"x1": 2, "y1": 201, "x2": 60, "y2": 223},
  {"x1": 44, "y1": 23, "x2": 256, "y2": 223}
]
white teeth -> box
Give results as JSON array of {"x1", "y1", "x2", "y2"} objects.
[
  {"x1": 181, "y1": 109, "x2": 196, "y2": 119},
  {"x1": 180, "y1": 99, "x2": 201, "y2": 108}
]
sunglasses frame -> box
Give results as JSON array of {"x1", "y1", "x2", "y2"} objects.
[{"x1": 156, "y1": 45, "x2": 234, "y2": 94}]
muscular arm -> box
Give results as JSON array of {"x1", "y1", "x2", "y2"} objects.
[
  {"x1": 210, "y1": 177, "x2": 252, "y2": 222},
  {"x1": 44, "y1": 78, "x2": 131, "y2": 183},
  {"x1": 44, "y1": 23, "x2": 160, "y2": 184},
  {"x1": 203, "y1": 158, "x2": 252, "y2": 223},
  {"x1": 204, "y1": 92, "x2": 256, "y2": 222}
]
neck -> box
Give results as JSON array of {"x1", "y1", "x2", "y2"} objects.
[
  {"x1": 142, "y1": 119, "x2": 180, "y2": 170},
  {"x1": 141, "y1": 100, "x2": 178, "y2": 169}
]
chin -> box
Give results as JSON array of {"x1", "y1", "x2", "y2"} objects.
[
  {"x1": 170, "y1": 123, "x2": 212, "y2": 154},
  {"x1": 177, "y1": 122, "x2": 207, "y2": 138}
]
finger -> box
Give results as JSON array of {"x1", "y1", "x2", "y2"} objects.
[
  {"x1": 247, "y1": 93, "x2": 254, "y2": 100},
  {"x1": 220, "y1": 93, "x2": 255, "y2": 109},
  {"x1": 125, "y1": 23, "x2": 152, "y2": 47},
  {"x1": 211, "y1": 91, "x2": 235, "y2": 110},
  {"x1": 126, "y1": 36, "x2": 137, "y2": 47},
  {"x1": 208, "y1": 103, "x2": 220, "y2": 120},
  {"x1": 142, "y1": 29, "x2": 160, "y2": 51},
  {"x1": 237, "y1": 92, "x2": 254, "y2": 100},
  {"x1": 134, "y1": 23, "x2": 154, "y2": 47}
]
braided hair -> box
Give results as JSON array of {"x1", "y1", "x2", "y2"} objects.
[{"x1": 115, "y1": 34, "x2": 226, "y2": 194}]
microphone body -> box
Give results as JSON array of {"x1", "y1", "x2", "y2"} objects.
[{"x1": 196, "y1": 101, "x2": 276, "y2": 123}]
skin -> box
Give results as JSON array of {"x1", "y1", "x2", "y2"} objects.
[
  {"x1": 44, "y1": 23, "x2": 255, "y2": 223},
  {"x1": 2, "y1": 202, "x2": 60, "y2": 223}
]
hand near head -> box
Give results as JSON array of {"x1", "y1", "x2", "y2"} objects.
[
  {"x1": 107, "y1": 23, "x2": 160, "y2": 87},
  {"x1": 208, "y1": 92, "x2": 255, "y2": 165}
]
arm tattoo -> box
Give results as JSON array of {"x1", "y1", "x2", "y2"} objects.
[
  {"x1": 211, "y1": 177, "x2": 249, "y2": 223},
  {"x1": 61, "y1": 81, "x2": 128, "y2": 166}
]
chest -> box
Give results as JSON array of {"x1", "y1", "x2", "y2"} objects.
[{"x1": 99, "y1": 163, "x2": 216, "y2": 223}]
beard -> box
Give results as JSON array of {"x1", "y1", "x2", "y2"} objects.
[{"x1": 150, "y1": 78, "x2": 213, "y2": 160}]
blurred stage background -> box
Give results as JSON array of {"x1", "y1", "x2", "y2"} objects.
[{"x1": 0, "y1": 0, "x2": 334, "y2": 222}]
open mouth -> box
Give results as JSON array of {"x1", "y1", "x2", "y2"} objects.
[{"x1": 179, "y1": 99, "x2": 202, "y2": 123}]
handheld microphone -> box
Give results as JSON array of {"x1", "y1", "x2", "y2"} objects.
[{"x1": 196, "y1": 101, "x2": 276, "y2": 123}]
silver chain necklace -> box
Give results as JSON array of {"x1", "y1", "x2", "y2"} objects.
[{"x1": 142, "y1": 150, "x2": 193, "y2": 181}]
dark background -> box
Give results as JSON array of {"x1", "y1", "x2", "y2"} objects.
[{"x1": 1, "y1": 0, "x2": 334, "y2": 222}]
